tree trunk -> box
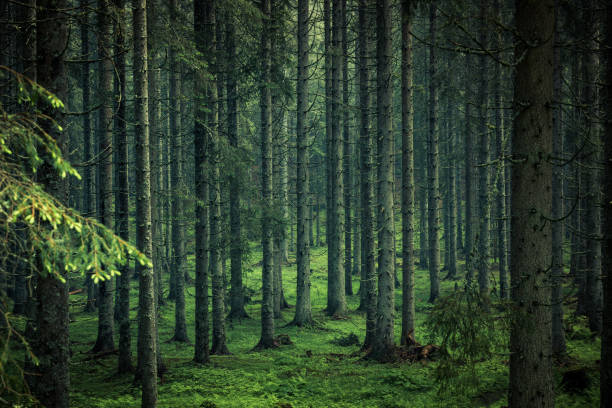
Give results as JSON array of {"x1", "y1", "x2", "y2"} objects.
[
  {"x1": 292, "y1": 0, "x2": 313, "y2": 327},
  {"x1": 601, "y1": 2, "x2": 612, "y2": 403},
  {"x1": 133, "y1": 0, "x2": 158, "y2": 401},
  {"x1": 226, "y1": 14, "x2": 248, "y2": 320},
  {"x1": 114, "y1": 0, "x2": 132, "y2": 373},
  {"x1": 427, "y1": 1, "x2": 440, "y2": 303},
  {"x1": 400, "y1": 0, "x2": 415, "y2": 345},
  {"x1": 358, "y1": 1, "x2": 376, "y2": 349},
  {"x1": 30, "y1": 2, "x2": 70, "y2": 405},
  {"x1": 370, "y1": 0, "x2": 395, "y2": 361},
  {"x1": 342, "y1": 0, "x2": 352, "y2": 297},
  {"x1": 210, "y1": 9, "x2": 229, "y2": 354},
  {"x1": 509, "y1": 1, "x2": 554, "y2": 406},
  {"x1": 583, "y1": 2, "x2": 603, "y2": 333},
  {"x1": 551, "y1": 0, "x2": 565, "y2": 355},
  {"x1": 193, "y1": 0, "x2": 212, "y2": 364},
  {"x1": 255, "y1": 0, "x2": 276, "y2": 349},
  {"x1": 326, "y1": 0, "x2": 347, "y2": 317},
  {"x1": 464, "y1": 54, "x2": 475, "y2": 281},
  {"x1": 93, "y1": 0, "x2": 115, "y2": 354},
  {"x1": 476, "y1": 0, "x2": 490, "y2": 298}
]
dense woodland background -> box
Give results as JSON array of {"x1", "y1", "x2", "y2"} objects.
[{"x1": 0, "y1": 0, "x2": 611, "y2": 407}]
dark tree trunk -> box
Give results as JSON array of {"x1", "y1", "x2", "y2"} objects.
[
  {"x1": 292, "y1": 0, "x2": 314, "y2": 327},
  {"x1": 509, "y1": 0, "x2": 554, "y2": 406},
  {"x1": 327, "y1": 0, "x2": 347, "y2": 317},
  {"x1": 114, "y1": 0, "x2": 132, "y2": 373},
  {"x1": 400, "y1": 0, "x2": 416, "y2": 345},
  {"x1": 427, "y1": 1, "x2": 440, "y2": 303},
  {"x1": 369, "y1": 0, "x2": 394, "y2": 362},
  {"x1": 342, "y1": 0, "x2": 352, "y2": 297},
  {"x1": 30, "y1": 3, "x2": 71, "y2": 405},
  {"x1": 255, "y1": 0, "x2": 276, "y2": 350},
  {"x1": 601, "y1": 3, "x2": 612, "y2": 404},
  {"x1": 226, "y1": 14, "x2": 248, "y2": 320},
  {"x1": 193, "y1": 0, "x2": 212, "y2": 364},
  {"x1": 476, "y1": 0, "x2": 490, "y2": 298},
  {"x1": 93, "y1": 0, "x2": 115, "y2": 354}
]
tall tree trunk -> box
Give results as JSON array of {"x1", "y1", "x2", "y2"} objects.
[
  {"x1": 255, "y1": 0, "x2": 276, "y2": 349},
  {"x1": 601, "y1": 2, "x2": 612, "y2": 403},
  {"x1": 427, "y1": 1, "x2": 440, "y2": 303},
  {"x1": 168, "y1": 0, "x2": 187, "y2": 341},
  {"x1": 114, "y1": 0, "x2": 132, "y2": 373},
  {"x1": 551, "y1": 0, "x2": 565, "y2": 355},
  {"x1": 325, "y1": 0, "x2": 332, "y2": 253},
  {"x1": 400, "y1": 0, "x2": 415, "y2": 345},
  {"x1": 583, "y1": 2, "x2": 603, "y2": 333},
  {"x1": 80, "y1": 0, "x2": 96, "y2": 313},
  {"x1": 342, "y1": 0, "x2": 352, "y2": 296},
  {"x1": 93, "y1": 0, "x2": 115, "y2": 353},
  {"x1": 292, "y1": 0, "x2": 313, "y2": 327},
  {"x1": 370, "y1": 0, "x2": 394, "y2": 361},
  {"x1": 358, "y1": 0, "x2": 376, "y2": 349},
  {"x1": 477, "y1": 0, "x2": 490, "y2": 298},
  {"x1": 509, "y1": 1, "x2": 554, "y2": 406},
  {"x1": 444, "y1": 92, "x2": 458, "y2": 280},
  {"x1": 193, "y1": 0, "x2": 212, "y2": 364},
  {"x1": 133, "y1": 0, "x2": 158, "y2": 401},
  {"x1": 494, "y1": 0, "x2": 508, "y2": 300},
  {"x1": 464, "y1": 54, "x2": 475, "y2": 281},
  {"x1": 210, "y1": 9, "x2": 229, "y2": 354},
  {"x1": 327, "y1": 0, "x2": 347, "y2": 316},
  {"x1": 30, "y1": 1, "x2": 70, "y2": 405},
  {"x1": 226, "y1": 14, "x2": 248, "y2": 320}
]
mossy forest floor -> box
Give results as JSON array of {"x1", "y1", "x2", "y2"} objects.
[{"x1": 68, "y1": 246, "x2": 601, "y2": 407}]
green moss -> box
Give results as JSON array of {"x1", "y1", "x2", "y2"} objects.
[{"x1": 67, "y1": 245, "x2": 600, "y2": 407}]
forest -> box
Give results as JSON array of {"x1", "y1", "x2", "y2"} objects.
[{"x1": 0, "y1": 0, "x2": 611, "y2": 406}]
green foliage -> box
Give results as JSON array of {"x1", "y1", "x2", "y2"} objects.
[
  {"x1": 0, "y1": 66, "x2": 150, "y2": 403},
  {"x1": 425, "y1": 284, "x2": 510, "y2": 394}
]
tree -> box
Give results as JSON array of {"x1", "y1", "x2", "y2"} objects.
[
  {"x1": 226, "y1": 11, "x2": 249, "y2": 320},
  {"x1": 193, "y1": 0, "x2": 212, "y2": 364},
  {"x1": 210, "y1": 7, "x2": 229, "y2": 354},
  {"x1": 31, "y1": 2, "x2": 71, "y2": 404},
  {"x1": 114, "y1": 0, "x2": 132, "y2": 373},
  {"x1": 370, "y1": 0, "x2": 394, "y2": 361},
  {"x1": 327, "y1": 0, "x2": 347, "y2": 316},
  {"x1": 476, "y1": 0, "x2": 490, "y2": 298},
  {"x1": 342, "y1": 0, "x2": 352, "y2": 297},
  {"x1": 358, "y1": 0, "x2": 376, "y2": 349},
  {"x1": 133, "y1": 0, "x2": 158, "y2": 402},
  {"x1": 291, "y1": 0, "x2": 313, "y2": 327},
  {"x1": 601, "y1": 2, "x2": 612, "y2": 404},
  {"x1": 92, "y1": 0, "x2": 116, "y2": 354},
  {"x1": 168, "y1": 0, "x2": 188, "y2": 342},
  {"x1": 255, "y1": 0, "x2": 276, "y2": 349},
  {"x1": 400, "y1": 0, "x2": 416, "y2": 345},
  {"x1": 509, "y1": 0, "x2": 554, "y2": 406},
  {"x1": 427, "y1": 1, "x2": 440, "y2": 303}
]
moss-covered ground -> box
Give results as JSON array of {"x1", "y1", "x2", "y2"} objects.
[{"x1": 67, "y1": 244, "x2": 601, "y2": 408}]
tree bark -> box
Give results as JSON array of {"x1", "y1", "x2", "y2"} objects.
[
  {"x1": 30, "y1": 2, "x2": 71, "y2": 405},
  {"x1": 93, "y1": 0, "x2": 115, "y2": 354},
  {"x1": 601, "y1": 3, "x2": 612, "y2": 404},
  {"x1": 193, "y1": 0, "x2": 212, "y2": 364},
  {"x1": 133, "y1": 0, "x2": 158, "y2": 402},
  {"x1": 400, "y1": 0, "x2": 415, "y2": 345},
  {"x1": 370, "y1": 0, "x2": 395, "y2": 361},
  {"x1": 509, "y1": 0, "x2": 554, "y2": 406},
  {"x1": 114, "y1": 0, "x2": 132, "y2": 373},
  {"x1": 292, "y1": 0, "x2": 313, "y2": 327},
  {"x1": 226, "y1": 14, "x2": 248, "y2": 321},
  {"x1": 427, "y1": 1, "x2": 440, "y2": 303},
  {"x1": 255, "y1": 0, "x2": 276, "y2": 349}
]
